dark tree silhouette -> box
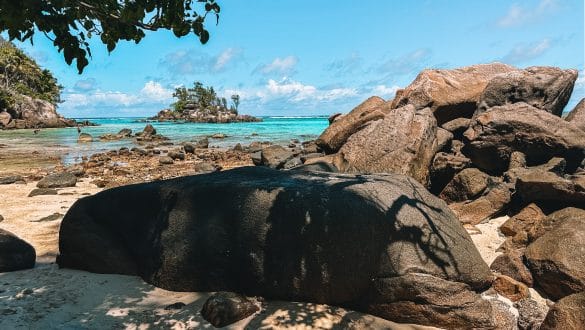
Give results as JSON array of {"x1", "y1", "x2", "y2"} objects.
[{"x1": 0, "y1": 0, "x2": 221, "y2": 73}]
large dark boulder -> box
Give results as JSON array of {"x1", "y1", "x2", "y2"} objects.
[
  {"x1": 0, "y1": 229, "x2": 36, "y2": 272},
  {"x1": 337, "y1": 105, "x2": 438, "y2": 186},
  {"x1": 391, "y1": 63, "x2": 517, "y2": 125},
  {"x1": 58, "y1": 166, "x2": 495, "y2": 328},
  {"x1": 525, "y1": 207, "x2": 585, "y2": 300},
  {"x1": 565, "y1": 98, "x2": 585, "y2": 132},
  {"x1": 259, "y1": 145, "x2": 294, "y2": 169},
  {"x1": 200, "y1": 292, "x2": 259, "y2": 327},
  {"x1": 439, "y1": 168, "x2": 491, "y2": 204},
  {"x1": 540, "y1": 292, "x2": 585, "y2": 330},
  {"x1": 316, "y1": 96, "x2": 388, "y2": 153},
  {"x1": 476, "y1": 67, "x2": 578, "y2": 117},
  {"x1": 463, "y1": 103, "x2": 585, "y2": 173}
]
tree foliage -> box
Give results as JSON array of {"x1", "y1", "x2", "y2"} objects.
[
  {"x1": 0, "y1": 39, "x2": 62, "y2": 108},
  {"x1": 172, "y1": 81, "x2": 238, "y2": 114},
  {"x1": 0, "y1": 0, "x2": 221, "y2": 73}
]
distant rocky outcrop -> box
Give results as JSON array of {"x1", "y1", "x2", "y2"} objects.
[
  {"x1": 0, "y1": 41, "x2": 87, "y2": 130},
  {"x1": 151, "y1": 108, "x2": 261, "y2": 123}
]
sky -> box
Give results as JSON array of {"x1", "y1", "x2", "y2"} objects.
[{"x1": 12, "y1": 0, "x2": 585, "y2": 118}]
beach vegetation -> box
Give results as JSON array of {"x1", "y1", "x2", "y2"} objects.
[
  {"x1": 0, "y1": 39, "x2": 62, "y2": 108},
  {"x1": 0, "y1": 0, "x2": 221, "y2": 73},
  {"x1": 172, "y1": 81, "x2": 239, "y2": 114}
]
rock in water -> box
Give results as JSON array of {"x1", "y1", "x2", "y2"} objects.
[
  {"x1": 476, "y1": 66, "x2": 578, "y2": 117},
  {"x1": 142, "y1": 124, "x2": 156, "y2": 136},
  {"x1": 200, "y1": 292, "x2": 259, "y2": 327},
  {"x1": 565, "y1": 98, "x2": 585, "y2": 132},
  {"x1": 77, "y1": 133, "x2": 93, "y2": 143},
  {"x1": 525, "y1": 207, "x2": 585, "y2": 300},
  {"x1": 57, "y1": 166, "x2": 496, "y2": 328},
  {"x1": 0, "y1": 229, "x2": 36, "y2": 272},
  {"x1": 391, "y1": 63, "x2": 517, "y2": 124},
  {"x1": 540, "y1": 292, "x2": 585, "y2": 330},
  {"x1": 463, "y1": 103, "x2": 585, "y2": 173},
  {"x1": 338, "y1": 105, "x2": 438, "y2": 186},
  {"x1": 36, "y1": 173, "x2": 77, "y2": 188},
  {"x1": 259, "y1": 145, "x2": 294, "y2": 169},
  {"x1": 316, "y1": 96, "x2": 388, "y2": 153}
]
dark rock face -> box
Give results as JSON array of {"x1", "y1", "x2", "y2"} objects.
[
  {"x1": 338, "y1": 106, "x2": 438, "y2": 186},
  {"x1": 57, "y1": 167, "x2": 493, "y2": 327},
  {"x1": 200, "y1": 292, "x2": 259, "y2": 327},
  {"x1": 0, "y1": 229, "x2": 36, "y2": 272},
  {"x1": 36, "y1": 173, "x2": 77, "y2": 188},
  {"x1": 525, "y1": 207, "x2": 585, "y2": 300},
  {"x1": 477, "y1": 67, "x2": 578, "y2": 117},
  {"x1": 540, "y1": 292, "x2": 585, "y2": 330},
  {"x1": 390, "y1": 63, "x2": 517, "y2": 125},
  {"x1": 463, "y1": 103, "x2": 585, "y2": 173},
  {"x1": 316, "y1": 96, "x2": 388, "y2": 153}
]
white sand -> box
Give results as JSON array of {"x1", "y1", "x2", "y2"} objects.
[
  {"x1": 466, "y1": 216, "x2": 509, "y2": 266},
  {"x1": 0, "y1": 179, "x2": 438, "y2": 330}
]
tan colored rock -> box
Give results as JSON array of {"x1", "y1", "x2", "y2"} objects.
[
  {"x1": 492, "y1": 274, "x2": 530, "y2": 302},
  {"x1": 490, "y1": 249, "x2": 534, "y2": 287},
  {"x1": 316, "y1": 96, "x2": 388, "y2": 153},
  {"x1": 391, "y1": 63, "x2": 517, "y2": 124},
  {"x1": 565, "y1": 98, "x2": 585, "y2": 132},
  {"x1": 525, "y1": 207, "x2": 585, "y2": 300},
  {"x1": 449, "y1": 184, "x2": 512, "y2": 225},
  {"x1": 464, "y1": 103, "x2": 585, "y2": 173},
  {"x1": 500, "y1": 203, "x2": 546, "y2": 239},
  {"x1": 338, "y1": 105, "x2": 438, "y2": 186},
  {"x1": 477, "y1": 66, "x2": 578, "y2": 117}
]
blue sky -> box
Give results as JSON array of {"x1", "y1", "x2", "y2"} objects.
[{"x1": 13, "y1": 0, "x2": 585, "y2": 117}]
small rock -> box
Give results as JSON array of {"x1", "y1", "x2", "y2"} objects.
[
  {"x1": 28, "y1": 188, "x2": 59, "y2": 197},
  {"x1": 492, "y1": 274, "x2": 530, "y2": 302},
  {"x1": 194, "y1": 162, "x2": 218, "y2": 174},
  {"x1": 183, "y1": 143, "x2": 195, "y2": 154},
  {"x1": 0, "y1": 175, "x2": 24, "y2": 185},
  {"x1": 91, "y1": 179, "x2": 108, "y2": 188},
  {"x1": 0, "y1": 229, "x2": 36, "y2": 272},
  {"x1": 233, "y1": 143, "x2": 243, "y2": 152},
  {"x1": 143, "y1": 124, "x2": 157, "y2": 136},
  {"x1": 490, "y1": 250, "x2": 534, "y2": 287},
  {"x1": 200, "y1": 292, "x2": 259, "y2": 328},
  {"x1": 164, "y1": 302, "x2": 186, "y2": 310},
  {"x1": 211, "y1": 133, "x2": 226, "y2": 139},
  {"x1": 0, "y1": 215, "x2": 3, "y2": 222},
  {"x1": 168, "y1": 151, "x2": 185, "y2": 161},
  {"x1": 77, "y1": 133, "x2": 93, "y2": 143},
  {"x1": 31, "y1": 213, "x2": 63, "y2": 222},
  {"x1": 196, "y1": 138, "x2": 209, "y2": 149},
  {"x1": 159, "y1": 156, "x2": 174, "y2": 165},
  {"x1": 37, "y1": 173, "x2": 77, "y2": 188}
]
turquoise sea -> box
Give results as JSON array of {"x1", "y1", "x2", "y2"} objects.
[{"x1": 0, "y1": 116, "x2": 329, "y2": 164}]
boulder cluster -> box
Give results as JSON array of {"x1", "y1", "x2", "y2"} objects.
[
  {"x1": 21, "y1": 63, "x2": 585, "y2": 329},
  {"x1": 0, "y1": 95, "x2": 80, "y2": 129}
]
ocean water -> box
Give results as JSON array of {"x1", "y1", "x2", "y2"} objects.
[{"x1": 0, "y1": 116, "x2": 329, "y2": 164}]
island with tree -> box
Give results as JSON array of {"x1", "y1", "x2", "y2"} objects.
[{"x1": 149, "y1": 81, "x2": 261, "y2": 123}]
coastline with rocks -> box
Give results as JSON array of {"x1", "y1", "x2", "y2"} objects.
[{"x1": 1, "y1": 62, "x2": 585, "y2": 329}]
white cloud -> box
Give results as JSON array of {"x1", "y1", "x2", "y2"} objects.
[
  {"x1": 255, "y1": 56, "x2": 299, "y2": 75},
  {"x1": 255, "y1": 78, "x2": 357, "y2": 103},
  {"x1": 160, "y1": 48, "x2": 243, "y2": 74},
  {"x1": 501, "y1": 38, "x2": 552, "y2": 64},
  {"x1": 497, "y1": 0, "x2": 558, "y2": 27},
  {"x1": 140, "y1": 81, "x2": 173, "y2": 102},
  {"x1": 213, "y1": 48, "x2": 241, "y2": 72},
  {"x1": 73, "y1": 78, "x2": 97, "y2": 91},
  {"x1": 375, "y1": 48, "x2": 432, "y2": 76},
  {"x1": 325, "y1": 53, "x2": 363, "y2": 76},
  {"x1": 61, "y1": 81, "x2": 173, "y2": 109},
  {"x1": 372, "y1": 85, "x2": 401, "y2": 98}
]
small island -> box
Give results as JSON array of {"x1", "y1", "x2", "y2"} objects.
[{"x1": 149, "y1": 81, "x2": 261, "y2": 123}]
